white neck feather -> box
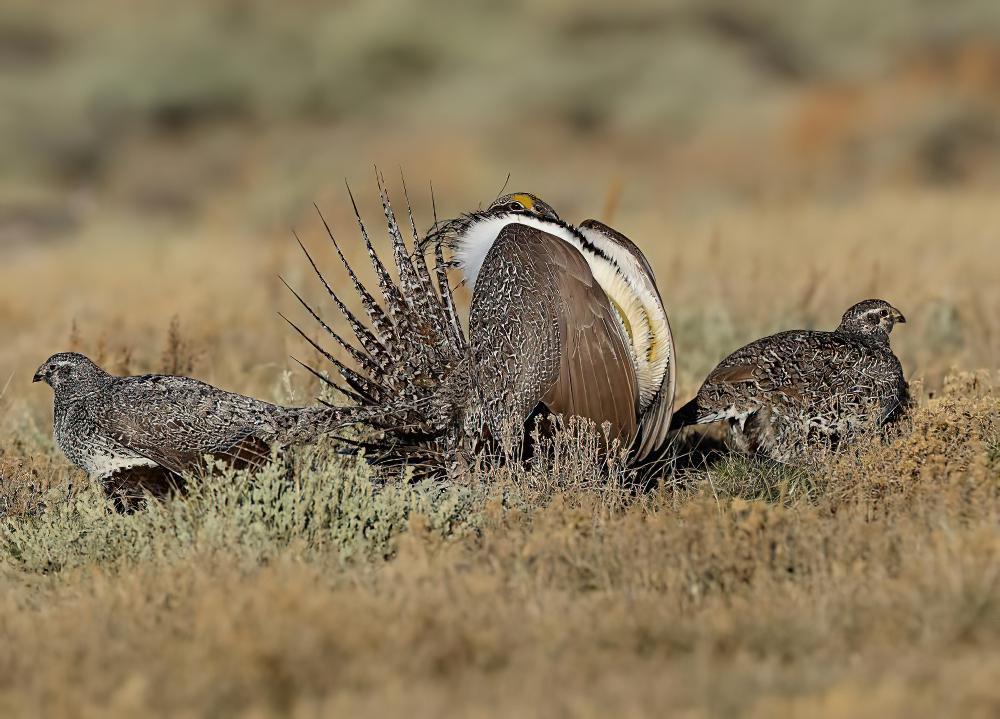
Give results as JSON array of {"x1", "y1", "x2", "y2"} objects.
[
  {"x1": 454, "y1": 214, "x2": 584, "y2": 289},
  {"x1": 453, "y1": 215, "x2": 672, "y2": 410}
]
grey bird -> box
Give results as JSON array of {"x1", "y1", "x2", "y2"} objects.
[
  {"x1": 33, "y1": 352, "x2": 330, "y2": 509},
  {"x1": 284, "y1": 180, "x2": 676, "y2": 476},
  {"x1": 669, "y1": 299, "x2": 910, "y2": 462}
]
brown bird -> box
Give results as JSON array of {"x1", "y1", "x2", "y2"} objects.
[
  {"x1": 33, "y1": 352, "x2": 329, "y2": 510},
  {"x1": 447, "y1": 194, "x2": 676, "y2": 461},
  {"x1": 285, "y1": 182, "x2": 676, "y2": 475},
  {"x1": 670, "y1": 299, "x2": 910, "y2": 462}
]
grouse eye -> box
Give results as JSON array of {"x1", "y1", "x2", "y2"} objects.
[{"x1": 508, "y1": 201, "x2": 524, "y2": 212}]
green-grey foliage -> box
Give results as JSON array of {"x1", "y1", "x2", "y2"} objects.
[
  {"x1": 0, "y1": 445, "x2": 482, "y2": 575},
  {"x1": 702, "y1": 454, "x2": 815, "y2": 504}
]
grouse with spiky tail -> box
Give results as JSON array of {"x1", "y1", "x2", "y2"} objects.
[
  {"x1": 33, "y1": 352, "x2": 334, "y2": 510},
  {"x1": 283, "y1": 179, "x2": 472, "y2": 474},
  {"x1": 286, "y1": 181, "x2": 676, "y2": 475},
  {"x1": 669, "y1": 299, "x2": 910, "y2": 462},
  {"x1": 428, "y1": 192, "x2": 676, "y2": 464}
]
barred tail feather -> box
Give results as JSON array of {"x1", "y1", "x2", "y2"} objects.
[
  {"x1": 278, "y1": 276, "x2": 380, "y2": 379},
  {"x1": 284, "y1": 180, "x2": 470, "y2": 473},
  {"x1": 315, "y1": 204, "x2": 401, "y2": 352},
  {"x1": 345, "y1": 182, "x2": 417, "y2": 335},
  {"x1": 292, "y1": 231, "x2": 393, "y2": 371}
]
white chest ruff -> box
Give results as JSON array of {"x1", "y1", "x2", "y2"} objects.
[
  {"x1": 456, "y1": 215, "x2": 671, "y2": 409},
  {"x1": 455, "y1": 215, "x2": 572, "y2": 288},
  {"x1": 55, "y1": 424, "x2": 158, "y2": 480}
]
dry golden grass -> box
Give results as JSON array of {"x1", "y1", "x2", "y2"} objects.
[
  {"x1": 2, "y1": 2, "x2": 1000, "y2": 716},
  {"x1": 1, "y1": 123, "x2": 998, "y2": 714},
  {"x1": 1, "y1": 187, "x2": 998, "y2": 716},
  {"x1": 0, "y1": 379, "x2": 996, "y2": 717},
  {"x1": 2, "y1": 186, "x2": 997, "y2": 418}
]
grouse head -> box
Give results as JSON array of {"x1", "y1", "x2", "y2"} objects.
[
  {"x1": 483, "y1": 193, "x2": 560, "y2": 222},
  {"x1": 836, "y1": 299, "x2": 906, "y2": 342},
  {"x1": 422, "y1": 191, "x2": 563, "y2": 254},
  {"x1": 33, "y1": 352, "x2": 110, "y2": 398}
]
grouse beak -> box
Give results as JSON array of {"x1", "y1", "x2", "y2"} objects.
[
  {"x1": 892, "y1": 308, "x2": 906, "y2": 324},
  {"x1": 32, "y1": 370, "x2": 43, "y2": 383}
]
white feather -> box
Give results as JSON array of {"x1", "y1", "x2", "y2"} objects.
[
  {"x1": 90, "y1": 454, "x2": 158, "y2": 480},
  {"x1": 580, "y1": 229, "x2": 673, "y2": 410},
  {"x1": 453, "y1": 214, "x2": 673, "y2": 410},
  {"x1": 455, "y1": 214, "x2": 584, "y2": 288}
]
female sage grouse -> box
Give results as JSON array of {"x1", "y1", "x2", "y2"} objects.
[
  {"x1": 284, "y1": 178, "x2": 676, "y2": 474},
  {"x1": 33, "y1": 352, "x2": 331, "y2": 509},
  {"x1": 670, "y1": 299, "x2": 909, "y2": 462}
]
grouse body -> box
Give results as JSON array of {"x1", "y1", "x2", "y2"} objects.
[
  {"x1": 283, "y1": 182, "x2": 676, "y2": 476},
  {"x1": 671, "y1": 299, "x2": 909, "y2": 462},
  {"x1": 34, "y1": 352, "x2": 326, "y2": 508}
]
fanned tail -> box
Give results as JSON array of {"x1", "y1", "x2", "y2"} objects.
[{"x1": 283, "y1": 176, "x2": 471, "y2": 473}]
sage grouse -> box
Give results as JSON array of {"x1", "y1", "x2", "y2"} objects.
[
  {"x1": 670, "y1": 299, "x2": 909, "y2": 462},
  {"x1": 33, "y1": 352, "x2": 328, "y2": 509},
  {"x1": 285, "y1": 180, "x2": 676, "y2": 475}
]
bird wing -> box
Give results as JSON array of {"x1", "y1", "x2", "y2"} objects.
[
  {"x1": 470, "y1": 222, "x2": 639, "y2": 446},
  {"x1": 94, "y1": 376, "x2": 277, "y2": 475},
  {"x1": 579, "y1": 218, "x2": 676, "y2": 460},
  {"x1": 706, "y1": 363, "x2": 760, "y2": 385},
  {"x1": 680, "y1": 331, "x2": 882, "y2": 426}
]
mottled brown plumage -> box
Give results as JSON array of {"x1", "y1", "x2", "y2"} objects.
[
  {"x1": 671, "y1": 299, "x2": 910, "y2": 462},
  {"x1": 288, "y1": 183, "x2": 675, "y2": 475},
  {"x1": 33, "y1": 352, "x2": 332, "y2": 510},
  {"x1": 425, "y1": 191, "x2": 676, "y2": 464},
  {"x1": 470, "y1": 223, "x2": 639, "y2": 447}
]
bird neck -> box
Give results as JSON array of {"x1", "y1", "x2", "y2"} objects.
[
  {"x1": 57, "y1": 367, "x2": 113, "y2": 402},
  {"x1": 836, "y1": 322, "x2": 891, "y2": 346},
  {"x1": 453, "y1": 213, "x2": 588, "y2": 289}
]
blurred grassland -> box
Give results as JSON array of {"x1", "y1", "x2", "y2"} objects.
[{"x1": 1, "y1": 1, "x2": 1000, "y2": 717}]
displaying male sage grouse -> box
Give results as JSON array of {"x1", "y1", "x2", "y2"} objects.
[
  {"x1": 669, "y1": 299, "x2": 910, "y2": 462},
  {"x1": 434, "y1": 192, "x2": 676, "y2": 463},
  {"x1": 33, "y1": 352, "x2": 330, "y2": 510},
  {"x1": 285, "y1": 179, "x2": 675, "y2": 475}
]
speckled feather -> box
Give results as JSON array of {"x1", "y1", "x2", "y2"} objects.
[
  {"x1": 288, "y1": 186, "x2": 474, "y2": 475},
  {"x1": 470, "y1": 223, "x2": 639, "y2": 447},
  {"x1": 36, "y1": 352, "x2": 339, "y2": 506},
  {"x1": 672, "y1": 299, "x2": 910, "y2": 462}
]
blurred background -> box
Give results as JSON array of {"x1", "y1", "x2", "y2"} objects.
[{"x1": 2, "y1": 0, "x2": 999, "y2": 434}]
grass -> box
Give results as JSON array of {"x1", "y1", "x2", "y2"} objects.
[
  {"x1": 1, "y1": 1, "x2": 1000, "y2": 716},
  {"x1": 2, "y1": 127, "x2": 999, "y2": 719},
  {"x1": 0, "y1": 382, "x2": 996, "y2": 716}
]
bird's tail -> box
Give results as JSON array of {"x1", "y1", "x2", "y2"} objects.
[
  {"x1": 668, "y1": 397, "x2": 701, "y2": 432},
  {"x1": 280, "y1": 172, "x2": 471, "y2": 473}
]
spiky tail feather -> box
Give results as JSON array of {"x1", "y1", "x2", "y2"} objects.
[{"x1": 282, "y1": 172, "x2": 471, "y2": 474}]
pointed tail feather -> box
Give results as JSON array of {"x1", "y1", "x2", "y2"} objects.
[
  {"x1": 291, "y1": 230, "x2": 393, "y2": 372},
  {"x1": 283, "y1": 181, "x2": 471, "y2": 472},
  {"x1": 315, "y1": 204, "x2": 400, "y2": 353}
]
